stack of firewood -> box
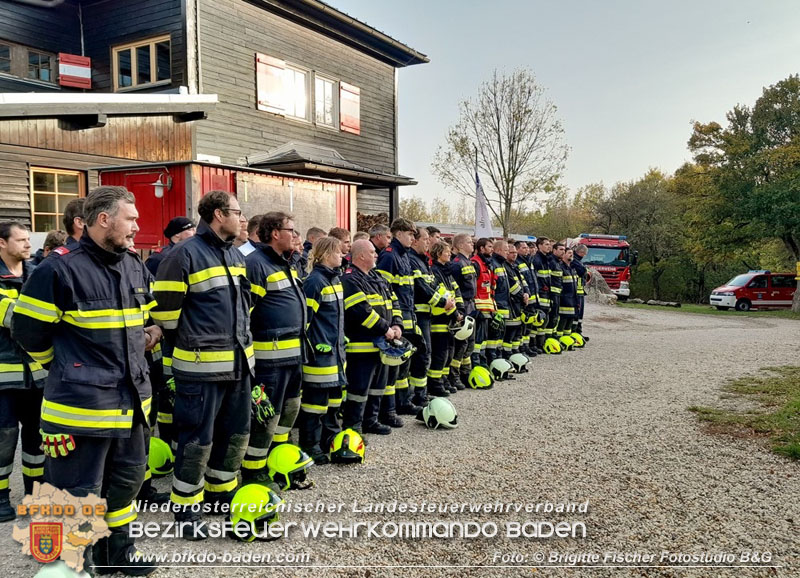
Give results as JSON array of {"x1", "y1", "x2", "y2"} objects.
[{"x1": 356, "y1": 212, "x2": 389, "y2": 233}]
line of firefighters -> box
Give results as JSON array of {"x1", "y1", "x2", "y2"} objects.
[{"x1": 0, "y1": 186, "x2": 590, "y2": 576}]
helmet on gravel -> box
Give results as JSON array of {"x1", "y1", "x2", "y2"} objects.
[
  {"x1": 508, "y1": 353, "x2": 530, "y2": 373},
  {"x1": 490, "y1": 358, "x2": 513, "y2": 381},
  {"x1": 229, "y1": 484, "x2": 284, "y2": 542},
  {"x1": 330, "y1": 429, "x2": 366, "y2": 464},
  {"x1": 570, "y1": 332, "x2": 585, "y2": 348},
  {"x1": 420, "y1": 398, "x2": 458, "y2": 430},
  {"x1": 148, "y1": 437, "x2": 174, "y2": 477},
  {"x1": 451, "y1": 316, "x2": 475, "y2": 340},
  {"x1": 267, "y1": 444, "x2": 314, "y2": 490},
  {"x1": 468, "y1": 366, "x2": 494, "y2": 389},
  {"x1": 375, "y1": 336, "x2": 416, "y2": 367},
  {"x1": 559, "y1": 335, "x2": 575, "y2": 351},
  {"x1": 544, "y1": 338, "x2": 562, "y2": 354}
]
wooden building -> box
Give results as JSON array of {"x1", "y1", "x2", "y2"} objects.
[{"x1": 0, "y1": 0, "x2": 427, "y2": 247}]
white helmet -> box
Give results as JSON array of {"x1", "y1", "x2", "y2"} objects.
[
  {"x1": 490, "y1": 358, "x2": 513, "y2": 381},
  {"x1": 453, "y1": 316, "x2": 475, "y2": 341},
  {"x1": 420, "y1": 398, "x2": 458, "y2": 429},
  {"x1": 508, "y1": 353, "x2": 530, "y2": 373}
]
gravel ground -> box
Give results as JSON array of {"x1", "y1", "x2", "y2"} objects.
[{"x1": 2, "y1": 306, "x2": 798, "y2": 577}]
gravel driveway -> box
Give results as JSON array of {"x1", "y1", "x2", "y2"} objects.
[{"x1": 2, "y1": 306, "x2": 798, "y2": 577}]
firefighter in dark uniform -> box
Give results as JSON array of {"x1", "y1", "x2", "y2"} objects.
[
  {"x1": 61, "y1": 197, "x2": 86, "y2": 251},
  {"x1": 471, "y1": 238, "x2": 496, "y2": 365},
  {"x1": 429, "y1": 241, "x2": 464, "y2": 397},
  {"x1": 375, "y1": 218, "x2": 417, "y2": 428},
  {"x1": 152, "y1": 191, "x2": 253, "y2": 538},
  {"x1": 298, "y1": 237, "x2": 346, "y2": 463},
  {"x1": 514, "y1": 240, "x2": 538, "y2": 356},
  {"x1": 342, "y1": 240, "x2": 404, "y2": 435},
  {"x1": 491, "y1": 240, "x2": 525, "y2": 359},
  {"x1": 505, "y1": 242, "x2": 529, "y2": 355},
  {"x1": 408, "y1": 228, "x2": 452, "y2": 408},
  {"x1": 572, "y1": 243, "x2": 589, "y2": 337},
  {"x1": 557, "y1": 247, "x2": 577, "y2": 339},
  {"x1": 532, "y1": 237, "x2": 552, "y2": 352},
  {"x1": 13, "y1": 187, "x2": 159, "y2": 574},
  {"x1": 548, "y1": 242, "x2": 566, "y2": 338},
  {"x1": 144, "y1": 217, "x2": 195, "y2": 276},
  {"x1": 243, "y1": 211, "x2": 307, "y2": 476},
  {"x1": 0, "y1": 222, "x2": 45, "y2": 522},
  {"x1": 448, "y1": 233, "x2": 477, "y2": 388}
]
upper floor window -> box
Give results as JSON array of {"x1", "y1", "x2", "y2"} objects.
[
  {"x1": 0, "y1": 41, "x2": 55, "y2": 84},
  {"x1": 30, "y1": 168, "x2": 85, "y2": 233},
  {"x1": 112, "y1": 35, "x2": 170, "y2": 91},
  {"x1": 315, "y1": 75, "x2": 338, "y2": 128},
  {"x1": 284, "y1": 65, "x2": 309, "y2": 120}
]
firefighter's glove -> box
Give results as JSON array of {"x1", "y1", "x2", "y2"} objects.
[
  {"x1": 315, "y1": 344, "x2": 332, "y2": 354},
  {"x1": 251, "y1": 384, "x2": 275, "y2": 426},
  {"x1": 490, "y1": 312, "x2": 505, "y2": 332},
  {"x1": 41, "y1": 430, "x2": 75, "y2": 458},
  {"x1": 165, "y1": 377, "x2": 176, "y2": 406}
]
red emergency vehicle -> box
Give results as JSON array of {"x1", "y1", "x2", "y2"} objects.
[
  {"x1": 578, "y1": 234, "x2": 637, "y2": 299},
  {"x1": 709, "y1": 270, "x2": 797, "y2": 311}
]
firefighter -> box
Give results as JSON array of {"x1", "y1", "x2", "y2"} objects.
[
  {"x1": 491, "y1": 241, "x2": 525, "y2": 359},
  {"x1": 532, "y1": 237, "x2": 552, "y2": 352},
  {"x1": 572, "y1": 243, "x2": 589, "y2": 338},
  {"x1": 448, "y1": 233, "x2": 477, "y2": 388},
  {"x1": 548, "y1": 242, "x2": 566, "y2": 338},
  {"x1": 61, "y1": 197, "x2": 86, "y2": 250},
  {"x1": 303, "y1": 227, "x2": 327, "y2": 260},
  {"x1": 328, "y1": 227, "x2": 352, "y2": 271},
  {"x1": 369, "y1": 224, "x2": 392, "y2": 254},
  {"x1": 342, "y1": 240, "x2": 404, "y2": 435},
  {"x1": 375, "y1": 218, "x2": 417, "y2": 427},
  {"x1": 298, "y1": 237, "x2": 347, "y2": 464},
  {"x1": 514, "y1": 240, "x2": 538, "y2": 357},
  {"x1": 13, "y1": 187, "x2": 159, "y2": 574},
  {"x1": 429, "y1": 241, "x2": 464, "y2": 397},
  {"x1": 505, "y1": 242, "x2": 529, "y2": 355},
  {"x1": 152, "y1": 190, "x2": 253, "y2": 539},
  {"x1": 243, "y1": 211, "x2": 307, "y2": 481},
  {"x1": 557, "y1": 247, "x2": 577, "y2": 340},
  {"x1": 237, "y1": 215, "x2": 263, "y2": 259},
  {"x1": 0, "y1": 222, "x2": 45, "y2": 523},
  {"x1": 471, "y1": 238, "x2": 496, "y2": 365},
  {"x1": 145, "y1": 217, "x2": 196, "y2": 275},
  {"x1": 408, "y1": 228, "x2": 452, "y2": 408}
]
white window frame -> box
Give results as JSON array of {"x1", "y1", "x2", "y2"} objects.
[
  {"x1": 283, "y1": 64, "x2": 310, "y2": 121},
  {"x1": 314, "y1": 74, "x2": 339, "y2": 129}
]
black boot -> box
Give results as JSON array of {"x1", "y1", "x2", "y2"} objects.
[
  {"x1": 136, "y1": 480, "x2": 170, "y2": 505},
  {"x1": 427, "y1": 378, "x2": 450, "y2": 397},
  {"x1": 379, "y1": 413, "x2": 404, "y2": 428},
  {"x1": 174, "y1": 508, "x2": 208, "y2": 541},
  {"x1": 362, "y1": 421, "x2": 392, "y2": 435},
  {"x1": 94, "y1": 530, "x2": 157, "y2": 575},
  {"x1": 0, "y1": 495, "x2": 15, "y2": 522},
  {"x1": 410, "y1": 386, "x2": 428, "y2": 407}
]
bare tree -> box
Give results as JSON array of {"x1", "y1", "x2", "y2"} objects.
[{"x1": 432, "y1": 68, "x2": 568, "y2": 236}]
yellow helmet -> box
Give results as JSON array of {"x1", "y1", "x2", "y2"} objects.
[
  {"x1": 267, "y1": 444, "x2": 314, "y2": 490},
  {"x1": 468, "y1": 366, "x2": 494, "y2": 389},
  {"x1": 559, "y1": 335, "x2": 575, "y2": 351},
  {"x1": 543, "y1": 338, "x2": 562, "y2": 354},
  {"x1": 148, "y1": 437, "x2": 174, "y2": 477},
  {"x1": 570, "y1": 332, "x2": 585, "y2": 348},
  {"x1": 330, "y1": 429, "x2": 366, "y2": 464},
  {"x1": 229, "y1": 484, "x2": 284, "y2": 542}
]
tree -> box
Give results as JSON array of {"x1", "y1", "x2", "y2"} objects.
[
  {"x1": 689, "y1": 74, "x2": 800, "y2": 311},
  {"x1": 431, "y1": 68, "x2": 569, "y2": 236},
  {"x1": 399, "y1": 195, "x2": 474, "y2": 226}
]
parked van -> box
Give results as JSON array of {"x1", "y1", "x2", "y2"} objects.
[{"x1": 710, "y1": 270, "x2": 797, "y2": 311}]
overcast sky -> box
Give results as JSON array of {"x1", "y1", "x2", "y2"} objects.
[{"x1": 329, "y1": 0, "x2": 800, "y2": 202}]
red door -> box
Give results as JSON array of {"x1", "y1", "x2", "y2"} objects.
[{"x1": 126, "y1": 172, "x2": 165, "y2": 248}]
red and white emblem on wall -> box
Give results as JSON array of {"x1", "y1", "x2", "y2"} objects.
[{"x1": 30, "y1": 522, "x2": 63, "y2": 563}]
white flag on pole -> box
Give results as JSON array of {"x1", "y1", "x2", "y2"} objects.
[{"x1": 474, "y1": 172, "x2": 494, "y2": 238}]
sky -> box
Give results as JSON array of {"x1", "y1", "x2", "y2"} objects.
[{"x1": 329, "y1": 0, "x2": 800, "y2": 203}]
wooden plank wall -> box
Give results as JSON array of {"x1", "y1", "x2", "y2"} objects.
[{"x1": 195, "y1": 0, "x2": 397, "y2": 178}]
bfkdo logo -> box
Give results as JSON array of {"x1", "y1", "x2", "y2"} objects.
[{"x1": 30, "y1": 522, "x2": 63, "y2": 563}]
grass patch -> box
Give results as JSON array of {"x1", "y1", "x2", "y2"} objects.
[
  {"x1": 689, "y1": 366, "x2": 800, "y2": 460},
  {"x1": 619, "y1": 302, "x2": 800, "y2": 320}
]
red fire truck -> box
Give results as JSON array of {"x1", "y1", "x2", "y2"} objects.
[{"x1": 578, "y1": 234, "x2": 637, "y2": 300}]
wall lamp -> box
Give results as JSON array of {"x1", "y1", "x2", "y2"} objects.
[{"x1": 151, "y1": 173, "x2": 173, "y2": 199}]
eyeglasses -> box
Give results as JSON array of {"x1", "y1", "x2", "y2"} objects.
[
  {"x1": 222, "y1": 208, "x2": 242, "y2": 217},
  {"x1": 278, "y1": 228, "x2": 296, "y2": 234}
]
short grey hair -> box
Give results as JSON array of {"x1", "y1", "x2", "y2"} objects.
[
  {"x1": 574, "y1": 243, "x2": 588, "y2": 255},
  {"x1": 369, "y1": 224, "x2": 390, "y2": 237},
  {"x1": 84, "y1": 186, "x2": 136, "y2": 226}
]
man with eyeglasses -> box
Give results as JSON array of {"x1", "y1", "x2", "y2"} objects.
[
  {"x1": 152, "y1": 191, "x2": 254, "y2": 539},
  {"x1": 243, "y1": 211, "x2": 307, "y2": 484}
]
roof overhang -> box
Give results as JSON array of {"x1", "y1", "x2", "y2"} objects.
[
  {"x1": 249, "y1": 160, "x2": 416, "y2": 188},
  {"x1": 250, "y1": 0, "x2": 429, "y2": 67}
]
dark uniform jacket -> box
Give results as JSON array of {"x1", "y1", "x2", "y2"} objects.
[
  {"x1": 408, "y1": 248, "x2": 447, "y2": 317},
  {"x1": 302, "y1": 265, "x2": 346, "y2": 388},
  {"x1": 431, "y1": 261, "x2": 464, "y2": 333},
  {"x1": 152, "y1": 220, "x2": 254, "y2": 382},
  {"x1": 490, "y1": 254, "x2": 523, "y2": 320},
  {"x1": 12, "y1": 237, "x2": 155, "y2": 437},
  {"x1": 246, "y1": 243, "x2": 307, "y2": 370},
  {"x1": 560, "y1": 260, "x2": 577, "y2": 315},
  {"x1": 532, "y1": 252, "x2": 552, "y2": 310},
  {"x1": 144, "y1": 241, "x2": 175, "y2": 276},
  {"x1": 572, "y1": 255, "x2": 588, "y2": 298},
  {"x1": 342, "y1": 265, "x2": 403, "y2": 354},
  {"x1": 547, "y1": 253, "x2": 563, "y2": 303},
  {"x1": 0, "y1": 259, "x2": 46, "y2": 390},
  {"x1": 376, "y1": 238, "x2": 415, "y2": 330},
  {"x1": 450, "y1": 254, "x2": 477, "y2": 311},
  {"x1": 516, "y1": 254, "x2": 538, "y2": 308}
]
